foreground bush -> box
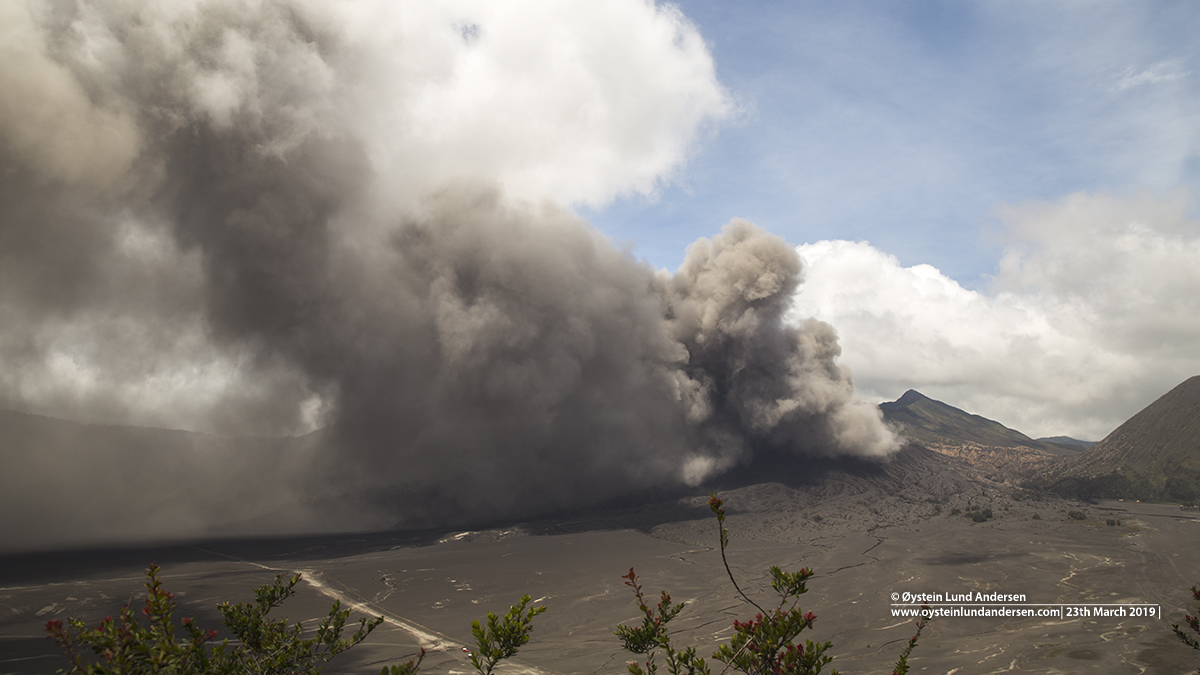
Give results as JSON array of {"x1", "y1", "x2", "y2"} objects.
[
  {"x1": 613, "y1": 494, "x2": 930, "y2": 675},
  {"x1": 46, "y1": 565, "x2": 388, "y2": 674},
  {"x1": 467, "y1": 595, "x2": 545, "y2": 675},
  {"x1": 1175, "y1": 583, "x2": 1200, "y2": 674},
  {"x1": 44, "y1": 563, "x2": 539, "y2": 675},
  {"x1": 614, "y1": 494, "x2": 836, "y2": 675}
]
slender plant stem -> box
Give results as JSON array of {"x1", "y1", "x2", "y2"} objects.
[{"x1": 716, "y1": 511, "x2": 767, "y2": 616}]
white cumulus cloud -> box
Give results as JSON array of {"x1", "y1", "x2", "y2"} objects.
[
  {"x1": 340, "y1": 0, "x2": 734, "y2": 208},
  {"x1": 791, "y1": 189, "x2": 1200, "y2": 441}
]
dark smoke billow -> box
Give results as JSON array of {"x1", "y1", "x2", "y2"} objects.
[
  {"x1": 0, "y1": 0, "x2": 894, "y2": 550},
  {"x1": 305, "y1": 194, "x2": 896, "y2": 527}
]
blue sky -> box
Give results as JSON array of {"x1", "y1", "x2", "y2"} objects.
[{"x1": 584, "y1": 1, "x2": 1200, "y2": 286}]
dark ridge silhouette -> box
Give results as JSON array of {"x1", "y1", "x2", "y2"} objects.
[
  {"x1": 879, "y1": 389, "x2": 1069, "y2": 454},
  {"x1": 1036, "y1": 435, "x2": 1094, "y2": 451}
]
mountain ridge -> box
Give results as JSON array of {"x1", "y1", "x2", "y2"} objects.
[
  {"x1": 1036, "y1": 375, "x2": 1200, "y2": 502},
  {"x1": 879, "y1": 389, "x2": 1078, "y2": 455}
]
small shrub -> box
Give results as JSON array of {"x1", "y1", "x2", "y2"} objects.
[
  {"x1": 891, "y1": 608, "x2": 932, "y2": 675},
  {"x1": 615, "y1": 494, "x2": 933, "y2": 675},
  {"x1": 468, "y1": 595, "x2": 546, "y2": 675},
  {"x1": 44, "y1": 566, "x2": 215, "y2": 675},
  {"x1": 1032, "y1": 513, "x2": 1042, "y2": 520},
  {"x1": 45, "y1": 564, "x2": 385, "y2": 675},
  {"x1": 616, "y1": 495, "x2": 841, "y2": 675},
  {"x1": 614, "y1": 569, "x2": 709, "y2": 675},
  {"x1": 964, "y1": 507, "x2": 992, "y2": 523},
  {"x1": 1171, "y1": 583, "x2": 1200, "y2": 672},
  {"x1": 1106, "y1": 519, "x2": 1121, "y2": 527},
  {"x1": 1068, "y1": 511, "x2": 1087, "y2": 521},
  {"x1": 45, "y1": 565, "x2": 536, "y2": 675}
]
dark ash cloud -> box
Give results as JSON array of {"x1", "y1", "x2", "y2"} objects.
[{"x1": 0, "y1": 0, "x2": 894, "y2": 550}]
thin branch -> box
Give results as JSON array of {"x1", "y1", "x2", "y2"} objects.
[{"x1": 711, "y1": 495, "x2": 767, "y2": 616}]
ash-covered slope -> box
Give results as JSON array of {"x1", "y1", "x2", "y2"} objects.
[
  {"x1": 711, "y1": 440, "x2": 977, "y2": 495},
  {"x1": 529, "y1": 441, "x2": 1011, "y2": 548},
  {"x1": 687, "y1": 441, "x2": 1034, "y2": 545},
  {"x1": 877, "y1": 390, "x2": 1082, "y2": 479},
  {"x1": 1036, "y1": 375, "x2": 1200, "y2": 502}
]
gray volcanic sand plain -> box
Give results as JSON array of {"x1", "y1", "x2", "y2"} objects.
[{"x1": 3, "y1": 485, "x2": 1200, "y2": 675}]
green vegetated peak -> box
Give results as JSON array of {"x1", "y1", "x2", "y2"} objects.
[{"x1": 1039, "y1": 375, "x2": 1200, "y2": 503}]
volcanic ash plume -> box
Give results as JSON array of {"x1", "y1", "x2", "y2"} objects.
[
  {"x1": 664, "y1": 221, "x2": 898, "y2": 463},
  {"x1": 0, "y1": 0, "x2": 895, "y2": 546},
  {"x1": 306, "y1": 197, "x2": 897, "y2": 525}
]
